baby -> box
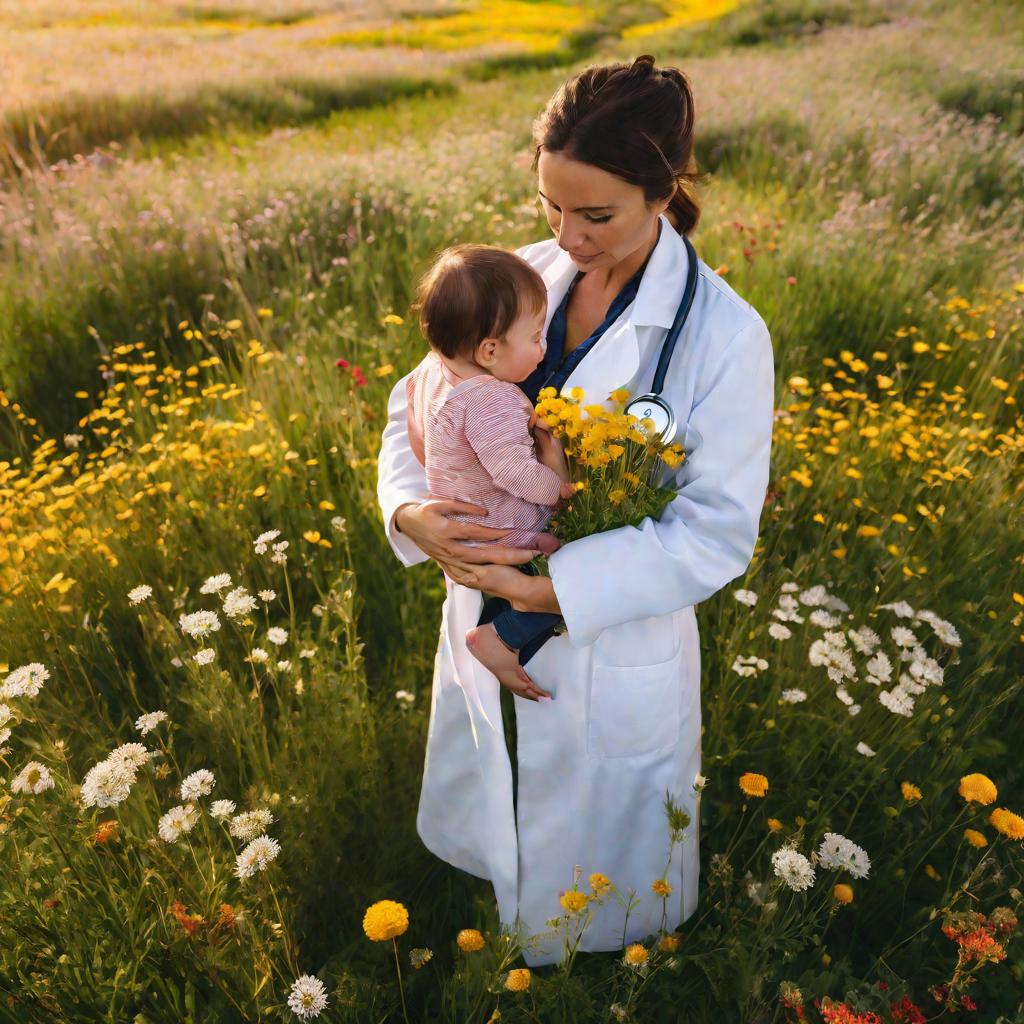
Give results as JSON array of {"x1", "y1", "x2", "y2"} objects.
[{"x1": 405, "y1": 242, "x2": 574, "y2": 690}]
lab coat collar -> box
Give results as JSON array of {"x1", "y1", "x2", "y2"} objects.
[
  {"x1": 538, "y1": 213, "x2": 690, "y2": 399},
  {"x1": 539, "y1": 213, "x2": 688, "y2": 329}
]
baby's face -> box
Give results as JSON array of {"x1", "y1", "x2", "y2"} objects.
[{"x1": 491, "y1": 305, "x2": 547, "y2": 383}]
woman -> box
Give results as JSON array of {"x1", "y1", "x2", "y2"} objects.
[{"x1": 376, "y1": 54, "x2": 775, "y2": 966}]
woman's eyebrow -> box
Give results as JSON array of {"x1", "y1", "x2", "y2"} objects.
[{"x1": 537, "y1": 189, "x2": 614, "y2": 212}]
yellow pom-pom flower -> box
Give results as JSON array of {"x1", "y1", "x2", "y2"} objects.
[
  {"x1": 964, "y1": 828, "x2": 988, "y2": 848},
  {"x1": 959, "y1": 773, "x2": 997, "y2": 805},
  {"x1": 651, "y1": 878, "x2": 672, "y2": 897},
  {"x1": 833, "y1": 884, "x2": 854, "y2": 904},
  {"x1": 505, "y1": 968, "x2": 531, "y2": 992},
  {"x1": 623, "y1": 943, "x2": 649, "y2": 966},
  {"x1": 901, "y1": 781, "x2": 922, "y2": 801},
  {"x1": 989, "y1": 807, "x2": 1024, "y2": 840},
  {"x1": 362, "y1": 899, "x2": 409, "y2": 941},
  {"x1": 739, "y1": 772, "x2": 769, "y2": 798},
  {"x1": 589, "y1": 872, "x2": 611, "y2": 895},
  {"x1": 657, "y1": 933, "x2": 681, "y2": 952},
  {"x1": 457, "y1": 928, "x2": 485, "y2": 952},
  {"x1": 559, "y1": 890, "x2": 589, "y2": 914}
]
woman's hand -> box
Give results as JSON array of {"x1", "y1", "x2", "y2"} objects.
[
  {"x1": 435, "y1": 561, "x2": 562, "y2": 615},
  {"x1": 394, "y1": 498, "x2": 543, "y2": 567}
]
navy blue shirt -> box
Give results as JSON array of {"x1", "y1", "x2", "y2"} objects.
[{"x1": 518, "y1": 222, "x2": 661, "y2": 404}]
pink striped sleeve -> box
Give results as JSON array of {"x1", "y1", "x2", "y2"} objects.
[{"x1": 461, "y1": 381, "x2": 564, "y2": 505}]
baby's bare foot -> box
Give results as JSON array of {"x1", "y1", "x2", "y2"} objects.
[{"x1": 465, "y1": 624, "x2": 552, "y2": 700}]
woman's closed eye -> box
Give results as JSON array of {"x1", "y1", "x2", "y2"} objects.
[{"x1": 537, "y1": 195, "x2": 611, "y2": 223}]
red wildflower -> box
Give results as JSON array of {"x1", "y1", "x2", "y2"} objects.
[
  {"x1": 890, "y1": 996, "x2": 926, "y2": 1023},
  {"x1": 335, "y1": 358, "x2": 350, "y2": 369}
]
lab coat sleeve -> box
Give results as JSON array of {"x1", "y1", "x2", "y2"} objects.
[
  {"x1": 376, "y1": 369, "x2": 432, "y2": 567},
  {"x1": 548, "y1": 317, "x2": 775, "y2": 648}
]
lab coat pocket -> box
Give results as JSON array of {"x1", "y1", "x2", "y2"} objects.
[{"x1": 588, "y1": 645, "x2": 684, "y2": 759}]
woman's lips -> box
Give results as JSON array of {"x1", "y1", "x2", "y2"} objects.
[{"x1": 572, "y1": 251, "x2": 601, "y2": 261}]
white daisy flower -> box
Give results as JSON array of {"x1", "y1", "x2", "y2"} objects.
[
  {"x1": 921, "y1": 614, "x2": 961, "y2": 647},
  {"x1": 732, "y1": 655, "x2": 768, "y2": 677},
  {"x1": 135, "y1": 710, "x2": 168, "y2": 735},
  {"x1": 780, "y1": 582, "x2": 799, "y2": 592},
  {"x1": 798, "y1": 585, "x2": 830, "y2": 607},
  {"x1": 693, "y1": 772, "x2": 708, "y2": 791},
  {"x1": 107, "y1": 743, "x2": 156, "y2": 772},
  {"x1": 809, "y1": 609, "x2": 843, "y2": 629},
  {"x1": 253, "y1": 529, "x2": 281, "y2": 554},
  {"x1": 223, "y1": 587, "x2": 259, "y2": 619},
  {"x1": 179, "y1": 610, "x2": 221, "y2": 639},
  {"x1": 158, "y1": 803, "x2": 200, "y2": 843},
  {"x1": 11, "y1": 761, "x2": 55, "y2": 795},
  {"x1": 856, "y1": 741, "x2": 876, "y2": 757},
  {"x1": 230, "y1": 808, "x2": 275, "y2": 842},
  {"x1": 835, "y1": 686, "x2": 854, "y2": 707},
  {"x1": 817, "y1": 832, "x2": 871, "y2": 879},
  {"x1": 395, "y1": 689, "x2": 415, "y2": 705},
  {"x1": 865, "y1": 652, "x2": 892, "y2": 685},
  {"x1": 891, "y1": 626, "x2": 919, "y2": 648},
  {"x1": 880, "y1": 600, "x2": 916, "y2": 619},
  {"x1": 199, "y1": 574, "x2": 233, "y2": 595},
  {"x1": 771, "y1": 847, "x2": 815, "y2": 891},
  {"x1": 235, "y1": 834, "x2": 281, "y2": 879},
  {"x1": 80, "y1": 757, "x2": 137, "y2": 808},
  {"x1": 808, "y1": 634, "x2": 857, "y2": 683},
  {"x1": 210, "y1": 799, "x2": 236, "y2": 819},
  {"x1": 768, "y1": 622, "x2": 792, "y2": 640},
  {"x1": 0, "y1": 703, "x2": 13, "y2": 727},
  {"x1": 63, "y1": 433, "x2": 83, "y2": 447},
  {"x1": 170, "y1": 657, "x2": 183, "y2": 668},
  {"x1": 287, "y1": 975, "x2": 329, "y2": 1019},
  {"x1": 271, "y1": 541, "x2": 289, "y2": 565},
  {"x1": 293, "y1": 678, "x2": 305, "y2": 695},
  {"x1": 2, "y1": 663, "x2": 50, "y2": 700},
  {"x1": 847, "y1": 625, "x2": 881, "y2": 655},
  {"x1": 128, "y1": 584, "x2": 153, "y2": 606},
  {"x1": 249, "y1": 647, "x2": 269, "y2": 664},
  {"x1": 909, "y1": 655, "x2": 943, "y2": 687},
  {"x1": 771, "y1": 595, "x2": 806, "y2": 624},
  {"x1": 299, "y1": 648, "x2": 316, "y2": 659},
  {"x1": 180, "y1": 768, "x2": 215, "y2": 802},
  {"x1": 733, "y1": 589, "x2": 758, "y2": 607},
  {"x1": 330, "y1": 515, "x2": 347, "y2": 533},
  {"x1": 266, "y1": 627, "x2": 288, "y2": 647},
  {"x1": 879, "y1": 687, "x2": 915, "y2": 717},
  {"x1": 780, "y1": 688, "x2": 807, "y2": 704},
  {"x1": 194, "y1": 648, "x2": 215, "y2": 665},
  {"x1": 258, "y1": 590, "x2": 276, "y2": 602},
  {"x1": 848, "y1": 703, "x2": 861, "y2": 716},
  {"x1": 276, "y1": 660, "x2": 291, "y2": 671}
]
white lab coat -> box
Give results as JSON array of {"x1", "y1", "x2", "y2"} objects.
[{"x1": 376, "y1": 213, "x2": 774, "y2": 966}]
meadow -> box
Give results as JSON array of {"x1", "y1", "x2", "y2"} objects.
[{"x1": 0, "y1": 0, "x2": 1022, "y2": 1020}]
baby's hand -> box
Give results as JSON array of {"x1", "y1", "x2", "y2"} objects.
[{"x1": 559, "y1": 480, "x2": 576, "y2": 500}]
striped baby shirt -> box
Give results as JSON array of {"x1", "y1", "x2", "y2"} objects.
[{"x1": 405, "y1": 352, "x2": 563, "y2": 550}]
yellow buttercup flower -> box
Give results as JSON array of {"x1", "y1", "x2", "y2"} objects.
[
  {"x1": 381, "y1": 313, "x2": 404, "y2": 325},
  {"x1": 651, "y1": 878, "x2": 672, "y2": 897},
  {"x1": 833, "y1": 884, "x2": 854, "y2": 904},
  {"x1": 609, "y1": 388, "x2": 630, "y2": 404},
  {"x1": 456, "y1": 928, "x2": 485, "y2": 952},
  {"x1": 989, "y1": 807, "x2": 1024, "y2": 840},
  {"x1": 505, "y1": 968, "x2": 531, "y2": 992},
  {"x1": 623, "y1": 943, "x2": 648, "y2": 965},
  {"x1": 964, "y1": 828, "x2": 988, "y2": 848},
  {"x1": 767, "y1": 818, "x2": 783, "y2": 831},
  {"x1": 608, "y1": 489, "x2": 626, "y2": 505},
  {"x1": 362, "y1": 899, "x2": 409, "y2": 941},
  {"x1": 739, "y1": 772, "x2": 769, "y2": 798},
  {"x1": 657, "y1": 933, "x2": 681, "y2": 952},
  {"x1": 958, "y1": 773, "x2": 997, "y2": 805},
  {"x1": 589, "y1": 872, "x2": 611, "y2": 895},
  {"x1": 901, "y1": 781, "x2": 922, "y2": 801},
  {"x1": 559, "y1": 890, "x2": 588, "y2": 913}
]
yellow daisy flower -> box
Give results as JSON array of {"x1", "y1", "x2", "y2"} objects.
[
  {"x1": 958, "y1": 773, "x2": 997, "y2": 805},
  {"x1": 901, "y1": 781, "x2": 922, "y2": 801},
  {"x1": 833, "y1": 884, "x2": 854, "y2": 904},
  {"x1": 739, "y1": 772, "x2": 769, "y2": 798},
  {"x1": 964, "y1": 828, "x2": 988, "y2": 848},
  {"x1": 623, "y1": 943, "x2": 649, "y2": 966},
  {"x1": 559, "y1": 890, "x2": 589, "y2": 914},
  {"x1": 456, "y1": 928, "x2": 485, "y2": 952},
  {"x1": 505, "y1": 968, "x2": 531, "y2": 992},
  {"x1": 989, "y1": 807, "x2": 1024, "y2": 840}
]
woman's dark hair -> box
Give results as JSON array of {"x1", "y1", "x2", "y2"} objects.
[
  {"x1": 530, "y1": 53, "x2": 701, "y2": 236},
  {"x1": 412, "y1": 244, "x2": 547, "y2": 360}
]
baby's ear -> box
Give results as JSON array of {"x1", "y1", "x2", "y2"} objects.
[{"x1": 475, "y1": 336, "x2": 498, "y2": 366}]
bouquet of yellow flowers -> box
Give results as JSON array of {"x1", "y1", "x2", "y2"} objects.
[{"x1": 528, "y1": 384, "x2": 687, "y2": 574}]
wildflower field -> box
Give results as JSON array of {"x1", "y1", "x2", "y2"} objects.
[{"x1": 1, "y1": 0, "x2": 1022, "y2": 1020}]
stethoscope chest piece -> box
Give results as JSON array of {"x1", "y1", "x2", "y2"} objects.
[{"x1": 623, "y1": 393, "x2": 676, "y2": 445}]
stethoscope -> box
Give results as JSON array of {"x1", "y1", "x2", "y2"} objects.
[{"x1": 621, "y1": 231, "x2": 700, "y2": 447}]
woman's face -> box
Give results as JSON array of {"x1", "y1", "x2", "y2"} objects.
[{"x1": 536, "y1": 149, "x2": 670, "y2": 274}]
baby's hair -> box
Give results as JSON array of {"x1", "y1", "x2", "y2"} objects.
[{"x1": 412, "y1": 244, "x2": 547, "y2": 361}]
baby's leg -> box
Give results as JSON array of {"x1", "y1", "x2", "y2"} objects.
[{"x1": 465, "y1": 624, "x2": 552, "y2": 700}]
